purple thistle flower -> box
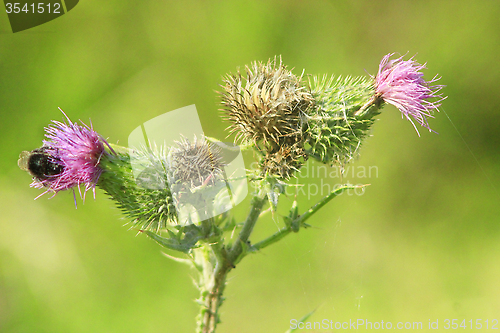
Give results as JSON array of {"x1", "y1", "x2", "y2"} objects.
[
  {"x1": 29, "y1": 109, "x2": 113, "y2": 200},
  {"x1": 375, "y1": 53, "x2": 446, "y2": 135}
]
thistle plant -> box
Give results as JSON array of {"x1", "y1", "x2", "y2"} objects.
[{"x1": 19, "y1": 53, "x2": 445, "y2": 333}]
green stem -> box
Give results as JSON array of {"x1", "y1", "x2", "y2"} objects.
[
  {"x1": 354, "y1": 94, "x2": 383, "y2": 117},
  {"x1": 196, "y1": 185, "x2": 364, "y2": 332},
  {"x1": 197, "y1": 194, "x2": 267, "y2": 333},
  {"x1": 295, "y1": 184, "x2": 368, "y2": 225},
  {"x1": 197, "y1": 241, "x2": 226, "y2": 333},
  {"x1": 227, "y1": 194, "x2": 267, "y2": 265},
  {"x1": 250, "y1": 227, "x2": 292, "y2": 252},
  {"x1": 250, "y1": 184, "x2": 368, "y2": 252}
]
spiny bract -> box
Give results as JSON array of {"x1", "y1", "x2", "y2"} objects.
[
  {"x1": 219, "y1": 57, "x2": 314, "y2": 178},
  {"x1": 305, "y1": 75, "x2": 380, "y2": 166}
]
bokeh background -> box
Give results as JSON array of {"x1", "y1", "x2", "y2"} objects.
[{"x1": 1, "y1": 1, "x2": 499, "y2": 332}]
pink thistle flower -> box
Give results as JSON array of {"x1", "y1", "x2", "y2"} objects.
[
  {"x1": 28, "y1": 109, "x2": 113, "y2": 200},
  {"x1": 375, "y1": 53, "x2": 446, "y2": 135}
]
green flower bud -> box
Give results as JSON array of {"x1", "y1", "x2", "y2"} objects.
[
  {"x1": 97, "y1": 144, "x2": 178, "y2": 233},
  {"x1": 98, "y1": 136, "x2": 233, "y2": 233},
  {"x1": 305, "y1": 75, "x2": 382, "y2": 165}
]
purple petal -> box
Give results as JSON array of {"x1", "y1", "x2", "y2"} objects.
[
  {"x1": 376, "y1": 53, "x2": 446, "y2": 135},
  {"x1": 31, "y1": 109, "x2": 111, "y2": 199}
]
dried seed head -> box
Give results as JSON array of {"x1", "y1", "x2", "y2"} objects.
[
  {"x1": 260, "y1": 138, "x2": 306, "y2": 179},
  {"x1": 169, "y1": 135, "x2": 226, "y2": 189},
  {"x1": 219, "y1": 57, "x2": 313, "y2": 145},
  {"x1": 219, "y1": 57, "x2": 314, "y2": 178}
]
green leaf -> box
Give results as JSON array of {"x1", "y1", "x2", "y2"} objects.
[{"x1": 142, "y1": 225, "x2": 203, "y2": 253}]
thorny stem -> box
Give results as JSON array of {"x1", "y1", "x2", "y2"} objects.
[
  {"x1": 250, "y1": 227, "x2": 293, "y2": 252},
  {"x1": 227, "y1": 194, "x2": 267, "y2": 265},
  {"x1": 197, "y1": 240, "x2": 226, "y2": 333},
  {"x1": 197, "y1": 194, "x2": 267, "y2": 333},
  {"x1": 250, "y1": 184, "x2": 367, "y2": 253},
  {"x1": 293, "y1": 184, "x2": 369, "y2": 225},
  {"x1": 197, "y1": 186, "x2": 366, "y2": 332}
]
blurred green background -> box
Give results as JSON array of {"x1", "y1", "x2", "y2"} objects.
[{"x1": 1, "y1": 1, "x2": 499, "y2": 332}]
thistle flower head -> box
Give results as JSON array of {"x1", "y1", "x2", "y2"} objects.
[
  {"x1": 219, "y1": 57, "x2": 313, "y2": 145},
  {"x1": 19, "y1": 109, "x2": 112, "y2": 199},
  {"x1": 375, "y1": 53, "x2": 445, "y2": 134},
  {"x1": 219, "y1": 57, "x2": 314, "y2": 178},
  {"x1": 169, "y1": 135, "x2": 226, "y2": 189}
]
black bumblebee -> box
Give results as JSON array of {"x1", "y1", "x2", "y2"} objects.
[{"x1": 18, "y1": 147, "x2": 64, "y2": 181}]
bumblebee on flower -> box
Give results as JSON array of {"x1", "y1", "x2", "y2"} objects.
[{"x1": 18, "y1": 109, "x2": 113, "y2": 200}]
